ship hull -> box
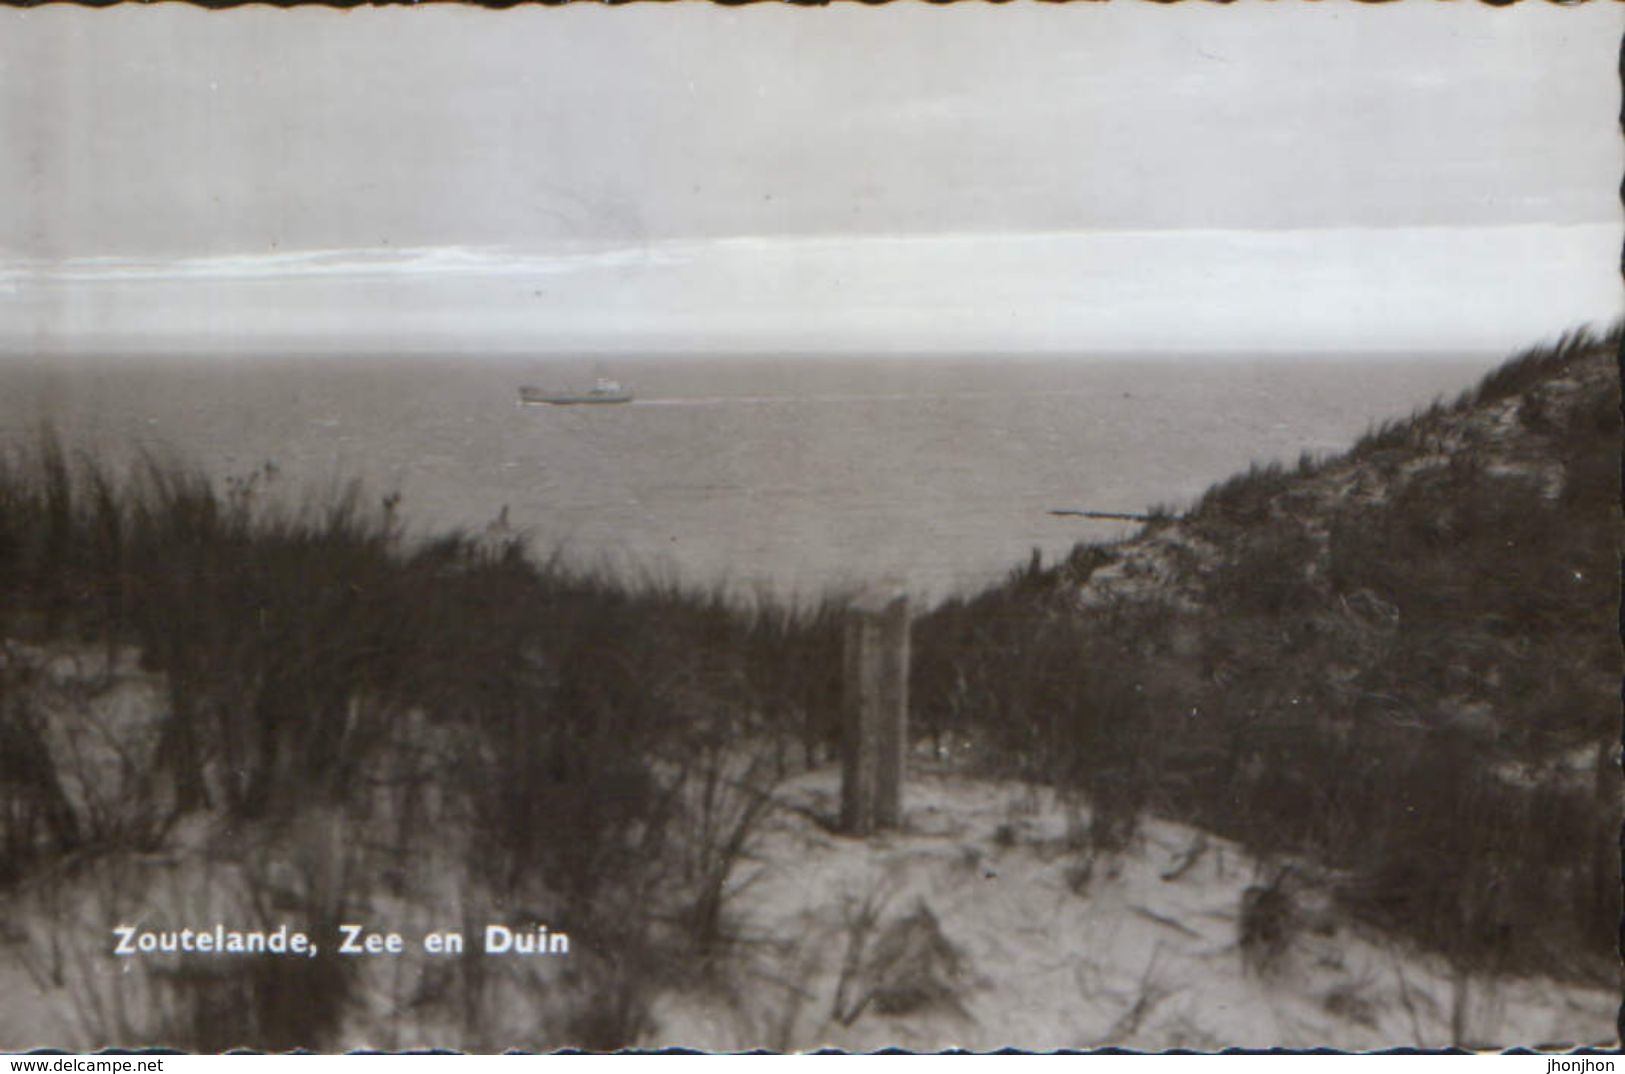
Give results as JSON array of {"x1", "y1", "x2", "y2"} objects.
[{"x1": 519, "y1": 388, "x2": 633, "y2": 406}]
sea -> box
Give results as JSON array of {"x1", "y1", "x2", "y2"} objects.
[{"x1": 0, "y1": 353, "x2": 1495, "y2": 604}]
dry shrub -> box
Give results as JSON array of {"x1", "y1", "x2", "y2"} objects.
[{"x1": 1238, "y1": 867, "x2": 1301, "y2": 977}]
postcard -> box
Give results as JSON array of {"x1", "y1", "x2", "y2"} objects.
[{"x1": 0, "y1": 0, "x2": 1619, "y2": 1053}]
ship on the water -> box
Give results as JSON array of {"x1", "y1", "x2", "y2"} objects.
[{"x1": 518, "y1": 378, "x2": 633, "y2": 406}]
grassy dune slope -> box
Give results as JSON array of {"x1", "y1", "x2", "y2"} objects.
[
  {"x1": 912, "y1": 326, "x2": 1622, "y2": 988},
  {"x1": 0, "y1": 450, "x2": 847, "y2": 1048}
]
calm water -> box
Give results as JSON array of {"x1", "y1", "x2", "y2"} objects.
[{"x1": 0, "y1": 354, "x2": 1493, "y2": 601}]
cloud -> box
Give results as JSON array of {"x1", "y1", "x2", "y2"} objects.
[
  {"x1": 0, "y1": 243, "x2": 690, "y2": 287},
  {"x1": 1, "y1": 225, "x2": 1617, "y2": 359}
]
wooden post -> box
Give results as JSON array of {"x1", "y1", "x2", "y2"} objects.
[{"x1": 841, "y1": 586, "x2": 910, "y2": 836}]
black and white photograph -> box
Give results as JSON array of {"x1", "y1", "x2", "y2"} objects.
[{"x1": 0, "y1": 1, "x2": 1620, "y2": 1053}]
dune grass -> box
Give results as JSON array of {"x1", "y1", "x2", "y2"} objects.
[
  {"x1": 0, "y1": 439, "x2": 847, "y2": 1047},
  {"x1": 910, "y1": 327, "x2": 1622, "y2": 985}
]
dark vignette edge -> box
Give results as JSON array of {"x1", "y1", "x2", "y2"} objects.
[{"x1": 0, "y1": 0, "x2": 1615, "y2": 9}]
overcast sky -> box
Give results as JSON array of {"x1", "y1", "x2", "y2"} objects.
[{"x1": 0, "y1": 3, "x2": 1620, "y2": 358}]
